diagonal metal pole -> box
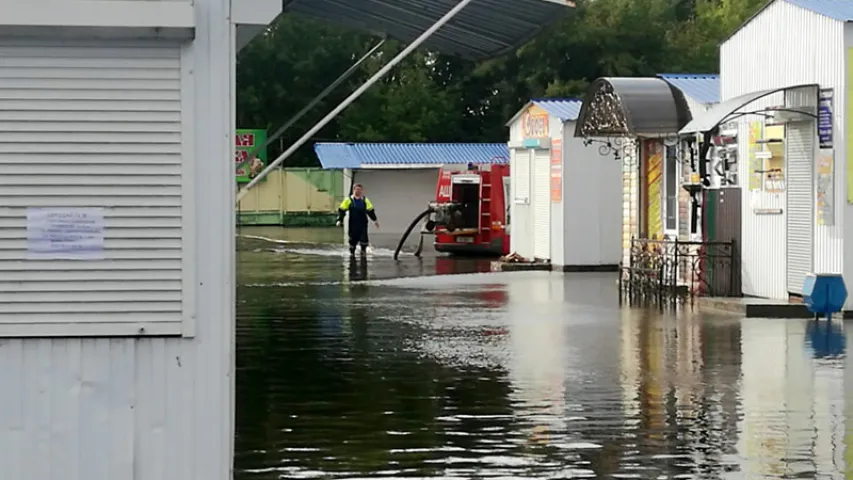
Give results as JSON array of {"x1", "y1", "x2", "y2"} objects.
[
  {"x1": 244, "y1": 37, "x2": 387, "y2": 160},
  {"x1": 236, "y1": 0, "x2": 475, "y2": 203}
]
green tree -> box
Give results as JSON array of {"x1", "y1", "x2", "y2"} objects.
[
  {"x1": 236, "y1": 16, "x2": 378, "y2": 166},
  {"x1": 235, "y1": 0, "x2": 769, "y2": 167}
]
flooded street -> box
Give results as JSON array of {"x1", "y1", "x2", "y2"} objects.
[{"x1": 235, "y1": 227, "x2": 853, "y2": 479}]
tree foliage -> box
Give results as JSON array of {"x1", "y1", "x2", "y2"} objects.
[{"x1": 236, "y1": 0, "x2": 766, "y2": 167}]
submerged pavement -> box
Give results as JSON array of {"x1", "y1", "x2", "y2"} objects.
[{"x1": 235, "y1": 227, "x2": 853, "y2": 479}]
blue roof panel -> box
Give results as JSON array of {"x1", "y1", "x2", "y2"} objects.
[
  {"x1": 531, "y1": 98, "x2": 583, "y2": 121},
  {"x1": 314, "y1": 143, "x2": 509, "y2": 169},
  {"x1": 657, "y1": 73, "x2": 720, "y2": 105},
  {"x1": 784, "y1": 0, "x2": 853, "y2": 21}
]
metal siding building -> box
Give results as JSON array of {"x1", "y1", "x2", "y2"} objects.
[
  {"x1": 720, "y1": 0, "x2": 847, "y2": 300},
  {"x1": 314, "y1": 142, "x2": 508, "y2": 247},
  {"x1": 506, "y1": 99, "x2": 622, "y2": 267},
  {"x1": 0, "y1": 0, "x2": 263, "y2": 477},
  {"x1": 573, "y1": 75, "x2": 719, "y2": 265}
]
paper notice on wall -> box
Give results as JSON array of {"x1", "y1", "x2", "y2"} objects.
[{"x1": 26, "y1": 208, "x2": 105, "y2": 260}]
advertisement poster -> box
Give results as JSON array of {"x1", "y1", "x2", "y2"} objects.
[
  {"x1": 550, "y1": 139, "x2": 562, "y2": 202},
  {"x1": 816, "y1": 150, "x2": 835, "y2": 226},
  {"x1": 645, "y1": 140, "x2": 663, "y2": 240},
  {"x1": 236, "y1": 129, "x2": 268, "y2": 184}
]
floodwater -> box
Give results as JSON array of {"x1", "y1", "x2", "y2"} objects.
[{"x1": 235, "y1": 227, "x2": 853, "y2": 479}]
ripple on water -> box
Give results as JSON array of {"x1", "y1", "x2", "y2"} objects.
[{"x1": 235, "y1": 237, "x2": 853, "y2": 479}]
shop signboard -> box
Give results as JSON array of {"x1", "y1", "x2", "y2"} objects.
[
  {"x1": 235, "y1": 129, "x2": 268, "y2": 184},
  {"x1": 644, "y1": 139, "x2": 663, "y2": 239},
  {"x1": 520, "y1": 104, "x2": 549, "y2": 140},
  {"x1": 818, "y1": 89, "x2": 833, "y2": 150},
  {"x1": 550, "y1": 139, "x2": 562, "y2": 202}
]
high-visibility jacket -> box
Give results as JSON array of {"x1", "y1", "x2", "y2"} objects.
[{"x1": 337, "y1": 195, "x2": 377, "y2": 230}]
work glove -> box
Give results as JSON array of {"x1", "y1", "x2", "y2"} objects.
[
  {"x1": 374, "y1": 221, "x2": 380, "y2": 229},
  {"x1": 335, "y1": 220, "x2": 342, "y2": 227}
]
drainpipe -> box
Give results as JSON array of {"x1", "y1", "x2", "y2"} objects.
[
  {"x1": 236, "y1": 0, "x2": 477, "y2": 203},
  {"x1": 243, "y1": 37, "x2": 387, "y2": 161}
]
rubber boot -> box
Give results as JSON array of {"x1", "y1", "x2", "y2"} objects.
[
  {"x1": 360, "y1": 244, "x2": 367, "y2": 256},
  {"x1": 349, "y1": 245, "x2": 356, "y2": 257}
]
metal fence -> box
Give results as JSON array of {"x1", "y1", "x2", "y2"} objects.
[{"x1": 618, "y1": 236, "x2": 739, "y2": 308}]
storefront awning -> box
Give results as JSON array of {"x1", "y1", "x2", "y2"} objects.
[
  {"x1": 283, "y1": 0, "x2": 575, "y2": 60},
  {"x1": 573, "y1": 77, "x2": 692, "y2": 138},
  {"x1": 679, "y1": 83, "x2": 819, "y2": 135}
]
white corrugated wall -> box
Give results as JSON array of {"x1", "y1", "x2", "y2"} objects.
[
  {"x1": 0, "y1": 42, "x2": 187, "y2": 335},
  {"x1": 532, "y1": 148, "x2": 551, "y2": 259},
  {"x1": 721, "y1": 0, "x2": 845, "y2": 299},
  {"x1": 0, "y1": 2, "x2": 235, "y2": 477},
  {"x1": 785, "y1": 113, "x2": 815, "y2": 295},
  {"x1": 509, "y1": 147, "x2": 533, "y2": 258},
  {"x1": 561, "y1": 124, "x2": 622, "y2": 267}
]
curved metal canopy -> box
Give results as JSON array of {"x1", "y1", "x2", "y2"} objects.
[
  {"x1": 284, "y1": 0, "x2": 575, "y2": 60},
  {"x1": 678, "y1": 83, "x2": 819, "y2": 135},
  {"x1": 573, "y1": 77, "x2": 692, "y2": 138}
]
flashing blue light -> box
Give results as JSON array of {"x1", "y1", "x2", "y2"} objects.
[{"x1": 802, "y1": 273, "x2": 847, "y2": 319}]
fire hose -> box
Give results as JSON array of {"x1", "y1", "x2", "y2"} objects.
[{"x1": 392, "y1": 202, "x2": 464, "y2": 260}]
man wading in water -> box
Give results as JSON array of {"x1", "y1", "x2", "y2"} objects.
[{"x1": 336, "y1": 183, "x2": 380, "y2": 257}]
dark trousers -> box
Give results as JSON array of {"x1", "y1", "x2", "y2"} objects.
[{"x1": 348, "y1": 226, "x2": 369, "y2": 252}]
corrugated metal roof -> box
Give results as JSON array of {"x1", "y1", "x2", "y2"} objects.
[
  {"x1": 314, "y1": 142, "x2": 509, "y2": 169},
  {"x1": 784, "y1": 0, "x2": 853, "y2": 21},
  {"x1": 531, "y1": 98, "x2": 583, "y2": 121},
  {"x1": 657, "y1": 74, "x2": 720, "y2": 105},
  {"x1": 284, "y1": 0, "x2": 576, "y2": 60}
]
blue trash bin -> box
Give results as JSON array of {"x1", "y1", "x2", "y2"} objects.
[{"x1": 802, "y1": 273, "x2": 848, "y2": 321}]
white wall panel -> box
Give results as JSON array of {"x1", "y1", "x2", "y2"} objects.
[
  {"x1": 0, "y1": 0, "x2": 235, "y2": 477},
  {"x1": 353, "y1": 169, "x2": 438, "y2": 239},
  {"x1": 509, "y1": 148, "x2": 533, "y2": 259},
  {"x1": 532, "y1": 148, "x2": 551, "y2": 259}
]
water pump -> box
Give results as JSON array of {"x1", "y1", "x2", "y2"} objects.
[{"x1": 392, "y1": 201, "x2": 464, "y2": 260}]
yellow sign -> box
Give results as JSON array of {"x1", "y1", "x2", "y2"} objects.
[
  {"x1": 846, "y1": 48, "x2": 853, "y2": 203},
  {"x1": 645, "y1": 140, "x2": 663, "y2": 239},
  {"x1": 521, "y1": 104, "x2": 549, "y2": 139}
]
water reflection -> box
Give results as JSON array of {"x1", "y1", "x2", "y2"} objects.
[
  {"x1": 346, "y1": 256, "x2": 369, "y2": 282},
  {"x1": 806, "y1": 320, "x2": 846, "y2": 359},
  {"x1": 235, "y1": 227, "x2": 853, "y2": 479}
]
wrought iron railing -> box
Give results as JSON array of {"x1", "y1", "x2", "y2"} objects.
[{"x1": 618, "y1": 236, "x2": 739, "y2": 308}]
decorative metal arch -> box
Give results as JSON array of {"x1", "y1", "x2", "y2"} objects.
[{"x1": 573, "y1": 77, "x2": 693, "y2": 139}]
